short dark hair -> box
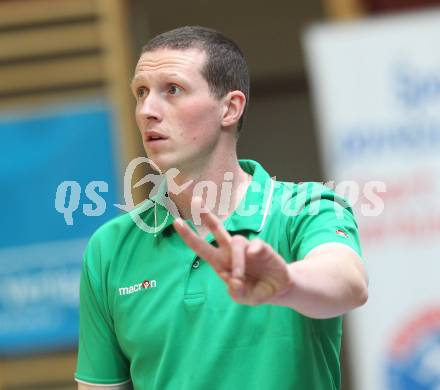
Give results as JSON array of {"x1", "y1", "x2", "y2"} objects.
[{"x1": 141, "y1": 26, "x2": 250, "y2": 131}]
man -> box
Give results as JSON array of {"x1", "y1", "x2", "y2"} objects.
[{"x1": 75, "y1": 26, "x2": 368, "y2": 389}]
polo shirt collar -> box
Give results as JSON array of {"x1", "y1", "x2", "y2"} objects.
[
  {"x1": 148, "y1": 160, "x2": 275, "y2": 236},
  {"x1": 224, "y1": 160, "x2": 275, "y2": 233}
]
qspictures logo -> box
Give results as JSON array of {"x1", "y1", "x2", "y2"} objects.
[
  {"x1": 118, "y1": 279, "x2": 157, "y2": 296},
  {"x1": 55, "y1": 156, "x2": 387, "y2": 233}
]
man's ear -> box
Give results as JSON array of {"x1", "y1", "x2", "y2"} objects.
[{"x1": 221, "y1": 91, "x2": 246, "y2": 128}]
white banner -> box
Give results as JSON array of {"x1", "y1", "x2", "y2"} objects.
[{"x1": 304, "y1": 10, "x2": 440, "y2": 390}]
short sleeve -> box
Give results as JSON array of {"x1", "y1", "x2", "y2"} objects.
[
  {"x1": 75, "y1": 238, "x2": 131, "y2": 385},
  {"x1": 287, "y1": 183, "x2": 363, "y2": 261}
]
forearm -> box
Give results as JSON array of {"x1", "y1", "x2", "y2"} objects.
[
  {"x1": 270, "y1": 243, "x2": 368, "y2": 319},
  {"x1": 78, "y1": 382, "x2": 133, "y2": 390}
]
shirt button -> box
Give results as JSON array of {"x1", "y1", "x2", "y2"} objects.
[{"x1": 192, "y1": 260, "x2": 200, "y2": 269}]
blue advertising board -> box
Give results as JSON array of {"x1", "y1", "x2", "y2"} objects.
[{"x1": 0, "y1": 100, "x2": 121, "y2": 355}]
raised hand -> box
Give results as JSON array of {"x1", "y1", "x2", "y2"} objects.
[{"x1": 172, "y1": 198, "x2": 294, "y2": 306}]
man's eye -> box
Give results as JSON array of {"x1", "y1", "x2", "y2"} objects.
[
  {"x1": 168, "y1": 84, "x2": 182, "y2": 95},
  {"x1": 136, "y1": 87, "x2": 147, "y2": 98}
]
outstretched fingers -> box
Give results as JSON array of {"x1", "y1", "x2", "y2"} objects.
[
  {"x1": 173, "y1": 218, "x2": 218, "y2": 265},
  {"x1": 230, "y1": 235, "x2": 247, "y2": 279},
  {"x1": 198, "y1": 204, "x2": 232, "y2": 248},
  {"x1": 246, "y1": 239, "x2": 272, "y2": 261}
]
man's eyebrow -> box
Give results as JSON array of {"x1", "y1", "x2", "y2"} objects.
[
  {"x1": 129, "y1": 72, "x2": 188, "y2": 88},
  {"x1": 130, "y1": 75, "x2": 141, "y2": 88},
  {"x1": 163, "y1": 72, "x2": 185, "y2": 80}
]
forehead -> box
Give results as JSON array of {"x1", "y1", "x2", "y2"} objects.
[{"x1": 134, "y1": 48, "x2": 206, "y2": 80}]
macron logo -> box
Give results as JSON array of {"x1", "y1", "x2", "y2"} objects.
[{"x1": 118, "y1": 279, "x2": 157, "y2": 296}]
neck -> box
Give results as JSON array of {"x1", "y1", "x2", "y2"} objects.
[{"x1": 167, "y1": 155, "x2": 250, "y2": 223}]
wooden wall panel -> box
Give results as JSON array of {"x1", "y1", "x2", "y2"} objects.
[
  {"x1": 0, "y1": 55, "x2": 103, "y2": 92},
  {"x1": 0, "y1": 353, "x2": 77, "y2": 389},
  {"x1": 0, "y1": 0, "x2": 141, "y2": 388},
  {"x1": 322, "y1": 0, "x2": 367, "y2": 19},
  {"x1": 0, "y1": 0, "x2": 95, "y2": 27},
  {"x1": 0, "y1": 0, "x2": 104, "y2": 108},
  {"x1": 0, "y1": 24, "x2": 100, "y2": 61}
]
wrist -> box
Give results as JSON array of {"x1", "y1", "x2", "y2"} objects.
[{"x1": 268, "y1": 262, "x2": 296, "y2": 306}]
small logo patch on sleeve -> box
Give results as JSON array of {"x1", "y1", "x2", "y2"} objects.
[{"x1": 335, "y1": 229, "x2": 349, "y2": 238}]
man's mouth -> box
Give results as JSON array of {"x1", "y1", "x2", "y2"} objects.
[
  {"x1": 144, "y1": 131, "x2": 169, "y2": 143},
  {"x1": 147, "y1": 135, "x2": 166, "y2": 141}
]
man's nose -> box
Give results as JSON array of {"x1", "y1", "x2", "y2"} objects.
[{"x1": 138, "y1": 92, "x2": 163, "y2": 122}]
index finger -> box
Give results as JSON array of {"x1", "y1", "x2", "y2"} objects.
[
  {"x1": 193, "y1": 197, "x2": 232, "y2": 249},
  {"x1": 173, "y1": 218, "x2": 224, "y2": 272}
]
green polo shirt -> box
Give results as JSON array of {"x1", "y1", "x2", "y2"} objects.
[{"x1": 75, "y1": 159, "x2": 362, "y2": 389}]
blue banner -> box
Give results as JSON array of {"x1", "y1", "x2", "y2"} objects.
[{"x1": 0, "y1": 100, "x2": 121, "y2": 355}]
